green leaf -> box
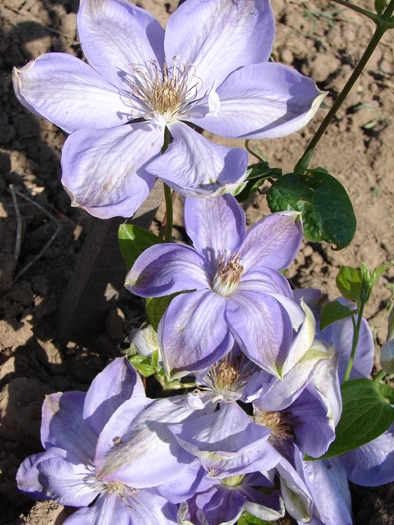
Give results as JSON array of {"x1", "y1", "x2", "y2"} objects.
[
  {"x1": 336, "y1": 266, "x2": 363, "y2": 303},
  {"x1": 118, "y1": 224, "x2": 164, "y2": 271},
  {"x1": 266, "y1": 169, "x2": 356, "y2": 249},
  {"x1": 146, "y1": 292, "x2": 188, "y2": 331},
  {"x1": 128, "y1": 355, "x2": 156, "y2": 377},
  {"x1": 320, "y1": 300, "x2": 356, "y2": 331},
  {"x1": 314, "y1": 378, "x2": 394, "y2": 460},
  {"x1": 238, "y1": 512, "x2": 272, "y2": 525}
]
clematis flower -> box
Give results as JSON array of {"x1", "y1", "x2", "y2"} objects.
[
  {"x1": 127, "y1": 194, "x2": 304, "y2": 378},
  {"x1": 13, "y1": 0, "x2": 325, "y2": 219},
  {"x1": 16, "y1": 358, "x2": 180, "y2": 525}
]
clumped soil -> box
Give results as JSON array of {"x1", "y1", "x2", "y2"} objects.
[{"x1": 0, "y1": 0, "x2": 394, "y2": 524}]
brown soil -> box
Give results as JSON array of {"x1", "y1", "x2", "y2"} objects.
[{"x1": 0, "y1": 0, "x2": 393, "y2": 524}]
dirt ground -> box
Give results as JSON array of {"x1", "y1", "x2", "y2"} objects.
[{"x1": 0, "y1": 0, "x2": 394, "y2": 524}]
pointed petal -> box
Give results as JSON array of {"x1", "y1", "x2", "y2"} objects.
[
  {"x1": 276, "y1": 456, "x2": 313, "y2": 523},
  {"x1": 342, "y1": 424, "x2": 394, "y2": 486},
  {"x1": 83, "y1": 357, "x2": 145, "y2": 436},
  {"x1": 226, "y1": 291, "x2": 293, "y2": 377},
  {"x1": 170, "y1": 403, "x2": 279, "y2": 477},
  {"x1": 13, "y1": 54, "x2": 126, "y2": 134},
  {"x1": 126, "y1": 244, "x2": 209, "y2": 297},
  {"x1": 41, "y1": 392, "x2": 97, "y2": 461},
  {"x1": 77, "y1": 0, "x2": 165, "y2": 90},
  {"x1": 241, "y1": 212, "x2": 303, "y2": 272},
  {"x1": 159, "y1": 290, "x2": 233, "y2": 378},
  {"x1": 147, "y1": 121, "x2": 248, "y2": 197},
  {"x1": 184, "y1": 194, "x2": 246, "y2": 273},
  {"x1": 165, "y1": 0, "x2": 274, "y2": 88},
  {"x1": 193, "y1": 63, "x2": 325, "y2": 139},
  {"x1": 96, "y1": 397, "x2": 195, "y2": 488},
  {"x1": 61, "y1": 123, "x2": 162, "y2": 219},
  {"x1": 256, "y1": 340, "x2": 335, "y2": 412}
]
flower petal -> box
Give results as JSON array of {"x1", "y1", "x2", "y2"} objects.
[
  {"x1": 241, "y1": 211, "x2": 303, "y2": 272},
  {"x1": 13, "y1": 54, "x2": 126, "y2": 134},
  {"x1": 126, "y1": 243, "x2": 210, "y2": 297},
  {"x1": 184, "y1": 195, "x2": 246, "y2": 273},
  {"x1": 341, "y1": 424, "x2": 394, "y2": 486},
  {"x1": 226, "y1": 291, "x2": 293, "y2": 377},
  {"x1": 61, "y1": 122, "x2": 162, "y2": 219},
  {"x1": 77, "y1": 0, "x2": 165, "y2": 90},
  {"x1": 147, "y1": 121, "x2": 248, "y2": 197},
  {"x1": 96, "y1": 397, "x2": 196, "y2": 488},
  {"x1": 159, "y1": 290, "x2": 233, "y2": 378},
  {"x1": 83, "y1": 357, "x2": 145, "y2": 436},
  {"x1": 165, "y1": 0, "x2": 274, "y2": 88},
  {"x1": 36, "y1": 455, "x2": 98, "y2": 507},
  {"x1": 41, "y1": 392, "x2": 97, "y2": 462},
  {"x1": 193, "y1": 62, "x2": 325, "y2": 139}
]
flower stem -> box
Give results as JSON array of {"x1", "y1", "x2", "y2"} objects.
[
  {"x1": 330, "y1": 0, "x2": 380, "y2": 22},
  {"x1": 373, "y1": 369, "x2": 387, "y2": 383},
  {"x1": 161, "y1": 127, "x2": 174, "y2": 242},
  {"x1": 302, "y1": 21, "x2": 388, "y2": 159},
  {"x1": 344, "y1": 302, "x2": 365, "y2": 381}
]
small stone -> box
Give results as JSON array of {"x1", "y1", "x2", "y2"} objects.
[
  {"x1": 8, "y1": 280, "x2": 34, "y2": 306},
  {"x1": 280, "y1": 48, "x2": 294, "y2": 65},
  {"x1": 31, "y1": 275, "x2": 49, "y2": 295}
]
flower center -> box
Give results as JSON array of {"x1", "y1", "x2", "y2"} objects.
[
  {"x1": 253, "y1": 409, "x2": 298, "y2": 447},
  {"x1": 212, "y1": 252, "x2": 244, "y2": 297},
  {"x1": 125, "y1": 57, "x2": 202, "y2": 125}
]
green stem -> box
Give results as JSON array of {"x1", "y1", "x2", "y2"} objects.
[
  {"x1": 163, "y1": 183, "x2": 173, "y2": 242},
  {"x1": 303, "y1": 22, "x2": 387, "y2": 159},
  {"x1": 344, "y1": 303, "x2": 365, "y2": 381},
  {"x1": 373, "y1": 369, "x2": 387, "y2": 383},
  {"x1": 330, "y1": 0, "x2": 381, "y2": 22},
  {"x1": 161, "y1": 127, "x2": 174, "y2": 243}
]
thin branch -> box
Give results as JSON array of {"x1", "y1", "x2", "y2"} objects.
[
  {"x1": 12, "y1": 190, "x2": 60, "y2": 284},
  {"x1": 9, "y1": 184, "x2": 23, "y2": 261},
  {"x1": 330, "y1": 0, "x2": 380, "y2": 22}
]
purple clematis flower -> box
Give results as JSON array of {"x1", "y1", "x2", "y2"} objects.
[
  {"x1": 16, "y1": 358, "x2": 179, "y2": 525},
  {"x1": 13, "y1": 0, "x2": 324, "y2": 219},
  {"x1": 127, "y1": 194, "x2": 304, "y2": 378}
]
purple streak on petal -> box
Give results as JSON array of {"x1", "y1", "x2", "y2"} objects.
[
  {"x1": 184, "y1": 195, "x2": 246, "y2": 273},
  {"x1": 147, "y1": 121, "x2": 248, "y2": 196},
  {"x1": 41, "y1": 392, "x2": 97, "y2": 461},
  {"x1": 159, "y1": 290, "x2": 233, "y2": 378},
  {"x1": 238, "y1": 268, "x2": 294, "y2": 299},
  {"x1": 341, "y1": 424, "x2": 394, "y2": 486},
  {"x1": 241, "y1": 212, "x2": 303, "y2": 272},
  {"x1": 77, "y1": 0, "x2": 165, "y2": 90},
  {"x1": 126, "y1": 244, "x2": 209, "y2": 297},
  {"x1": 226, "y1": 291, "x2": 293, "y2": 377},
  {"x1": 13, "y1": 54, "x2": 126, "y2": 134},
  {"x1": 36, "y1": 455, "x2": 98, "y2": 507},
  {"x1": 155, "y1": 462, "x2": 206, "y2": 504},
  {"x1": 61, "y1": 123, "x2": 162, "y2": 219},
  {"x1": 165, "y1": 0, "x2": 274, "y2": 88},
  {"x1": 96, "y1": 397, "x2": 195, "y2": 488},
  {"x1": 83, "y1": 357, "x2": 145, "y2": 436},
  {"x1": 193, "y1": 63, "x2": 324, "y2": 139}
]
